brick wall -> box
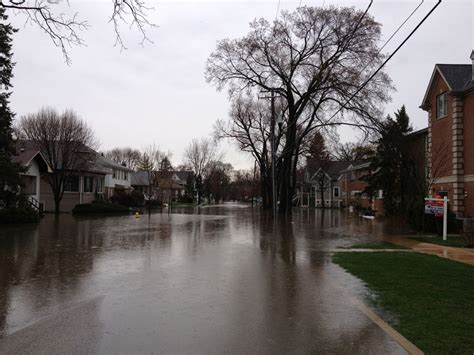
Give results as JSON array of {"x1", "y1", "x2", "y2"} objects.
[{"x1": 429, "y1": 73, "x2": 453, "y2": 178}]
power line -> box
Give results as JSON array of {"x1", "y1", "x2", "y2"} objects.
[{"x1": 326, "y1": 0, "x2": 442, "y2": 126}]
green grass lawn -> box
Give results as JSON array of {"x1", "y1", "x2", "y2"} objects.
[
  {"x1": 348, "y1": 241, "x2": 408, "y2": 249},
  {"x1": 408, "y1": 234, "x2": 467, "y2": 248},
  {"x1": 333, "y1": 252, "x2": 474, "y2": 354}
]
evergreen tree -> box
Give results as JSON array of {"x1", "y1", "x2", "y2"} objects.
[
  {"x1": 159, "y1": 156, "x2": 173, "y2": 172},
  {"x1": 0, "y1": 8, "x2": 23, "y2": 207},
  {"x1": 365, "y1": 105, "x2": 413, "y2": 215}
]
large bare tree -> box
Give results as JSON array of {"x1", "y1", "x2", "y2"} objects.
[
  {"x1": 105, "y1": 147, "x2": 141, "y2": 171},
  {"x1": 206, "y1": 6, "x2": 392, "y2": 214},
  {"x1": 19, "y1": 107, "x2": 97, "y2": 213},
  {"x1": 183, "y1": 138, "x2": 219, "y2": 179},
  {"x1": 0, "y1": 0, "x2": 156, "y2": 63},
  {"x1": 215, "y1": 94, "x2": 276, "y2": 208}
]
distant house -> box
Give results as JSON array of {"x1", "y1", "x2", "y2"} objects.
[
  {"x1": 131, "y1": 170, "x2": 192, "y2": 202},
  {"x1": 96, "y1": 155, "x2": 134, "y2": 199},
  {"x1": 340, "y1": 161, "x2": 384, "y2": 215},
  {"x1": 420, "y1": 51, "x2": 474, "y2": 217},
  {"x1": 12, "y1": 140, "x2": 52, "y2": 211},
  {"x1": 131, "y1": 171, "x2": 158, "y2": 200},
  {"x1": 296, "y1": 161, "x2": 352, "y2": 208}
]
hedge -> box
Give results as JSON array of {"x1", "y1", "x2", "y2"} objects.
[{"x1": 72, "y1": 202, "x2": 130, "y2": 214}]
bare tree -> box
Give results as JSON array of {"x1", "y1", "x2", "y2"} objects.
[
  {"x1": 183, "y1": 138, "x2": 219, "y2": 179},
  {"x1": 215, "y1": 94, "x2": 281, "y2": 208},
  {"x1": 333, "y1": 142, "x2": 376, "y2": 162},
  {"x1": 183, "y1": 138, "x2": 220, "y2": 204},
  {"x1": 1, "y1": 0, "x2": 156, "y2": 63},
  {"x1": 19, "y1": 107, "x2": 97, "y2": 214},
  {"x1": 137, "y1": 143, "x2": 165, "y2": 215},
  {"x1": 206, "y1": 6, "x2": 392, "y2": 214},
  {"x1": 105, "y1": 147, "x2": 141, "y2": 170}
]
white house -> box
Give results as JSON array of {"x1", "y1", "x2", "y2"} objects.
[
  {"x1": 97, "y1": 155, "x2": 135, "y2": 199},
  {"x1": 12, "y1": 140, "x2": 52, "y2": 211}
]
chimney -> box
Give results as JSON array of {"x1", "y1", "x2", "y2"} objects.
[{"x1": 471, "y1": 50, "x2": 474, "y2": 81}]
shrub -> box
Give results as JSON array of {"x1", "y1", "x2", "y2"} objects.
[
  {"x1": 110, "y1": 191, "x2": 145, "y2": 207},
  {"x1": 72, "y1": 202, "x2": 130, "y2": 214},
  {"x1": 0, "y1": 207, "x2": 40, "y2": 224}
]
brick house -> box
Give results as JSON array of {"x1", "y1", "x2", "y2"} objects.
[
  {"x1": 420, "y1": 51, "x2": 474, "y2": 217},
  {"x1": 340, "y1": 162, "x2": 384, "y2": 215}
]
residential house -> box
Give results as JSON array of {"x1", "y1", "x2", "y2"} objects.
[
  {"x1": 15, "y1": 140, "x2": 109, "y2": 212},
  {"x1": 340, "y1": 161, "x2": 384, "y2": 215},
  {"x1": 131, "y1": 170, "x2": 192, "y2": 203},
  {"x1": 96, "y1": 155, "x2": 134, "y2": 199},
  {"x1": 420, "y1": 50, "x2": 474, "y2": 217},
  {"x1": 12, "y1": 140, "x2": 52, "y2": 211},
  {"x1": 296, "y1": 161, "x2": 352, "y2": 208}
]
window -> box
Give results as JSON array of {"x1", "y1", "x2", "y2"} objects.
[
  {"x1": 113, "y1": 169, "x2": 116, "y2": 179},
  {"x1": 124, "y1": 171, "x2": 128, "y2": 180},
  {"x1": 333, "y1": 187, "x2": 340, "y2": 198},
  {"x1": 64, "y1": 176, "x2": 79, "y2": 192},
  {"x1": 436, "y1": 92, "x2": 448, "y2": 118},
  {"x1": 84, "y1": 176, "x2": 93, "y2": 193}
]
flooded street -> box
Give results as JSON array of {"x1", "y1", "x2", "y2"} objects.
[{"x1": 0, "y1": 204, "x2": 406, "y2": 354}]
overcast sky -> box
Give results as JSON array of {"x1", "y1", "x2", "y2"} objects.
[{"x1": 8, "y1": 0, "x2": 474, "y2": 169}]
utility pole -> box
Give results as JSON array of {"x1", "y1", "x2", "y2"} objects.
[
  {"x1": 270, "y1": 90, "x2": 277, "y2": 219},
  {"x1": 259, "y1": 89, "x2": 279, "y2": 218}
]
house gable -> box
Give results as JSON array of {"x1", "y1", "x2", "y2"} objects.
[{"x1": 421, "y1": 66, "x2": 451, "y2": 110}]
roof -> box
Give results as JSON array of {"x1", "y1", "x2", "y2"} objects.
[
  {"x1": 13, "y1": 140, "x2": 43, "y2": 165},
  {"x1": 407, "y1": 127, "x2": 428, "y2": 137},
  {"x1": 131, "y1": 171, "x2": 153, "y2": 186},
  {"x1": 340, "y1": 161, "x2": 371, "y2": 174},
  {"x1": 310, "y1": 161, "x2": 354, "y2": 181},
  {"x1": 437, "y1": 64, "x2": 472, "y2": 91},
  {"x1": 421, "y1": 63, "x2": 473, "y2": 108},
  {"x1": 131, "y1": 170, "x2": 190, "y2": 189},
  {"x1": 14, "y1": 140, "x2": 109, "y2": 175},
  {"x1": 175, "y1": 170, "x2": 192, "y2": 181},
  {"x1": 96, "y1": 155, "x2": 135, "y2": 172}
]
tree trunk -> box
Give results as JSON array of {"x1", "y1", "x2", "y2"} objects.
[
  {"x1": 54, "y1": 198, "x2": 61, "y2": 215},
  {"x1": 279, "y1": 111, "x2": 297, "y2": 215}
]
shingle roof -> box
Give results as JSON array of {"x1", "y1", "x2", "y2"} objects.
[
  {"x1": 131, "y1": 171, "x2": 152, "y2": 186},
  {"x1": 12, "y1": 140, "x2": 42, "y2": 166},
  {"x1": 437, "y1": 64, "x2": 472, "y2": 91},
  {"x1": 96, "y1": 155, "x2": 135, "y2": 172},
  {"x1": 311, "y1": 161, "x2": 354, "y2": 180},
  {"x1": 175, "y1": 171, "x2": 192, "y2": 181}
]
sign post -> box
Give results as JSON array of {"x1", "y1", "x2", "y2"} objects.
[
  {"x1": 424, "y1": 196, "x2": 449, "y2": 240},
  {"x1": 443, "y1": 196, "x2": 448, "y2": 240}
]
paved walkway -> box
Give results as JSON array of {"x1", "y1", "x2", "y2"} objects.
[{"x1": 383, "y1": 236, "x2": 474, "y2": 265}]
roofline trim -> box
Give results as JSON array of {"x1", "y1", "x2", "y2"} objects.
[{"x1": 421, "y1": 65, "x2": 452, "y2": 110}]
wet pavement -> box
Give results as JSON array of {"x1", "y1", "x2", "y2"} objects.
[
  {"x1": 0, "y1": 204, "x2": 410, "y2": 354},
  {"x1": 385, "y1": 235, "x2": 474, "y2": 265}
]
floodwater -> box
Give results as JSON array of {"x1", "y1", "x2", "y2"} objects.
[{"x1": 0, "y1": 204, "x2": 407, "y2": 354}]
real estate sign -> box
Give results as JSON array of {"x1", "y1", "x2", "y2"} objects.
[
  {"x1": 424, "y1": 198, "x2": 444, "y2": 217},
  {"x1": 424, "y1": 196, "x2": 449, "y2": 240}
]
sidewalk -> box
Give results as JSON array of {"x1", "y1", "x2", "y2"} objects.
[{"x1": 383, "y1": 236, "x2": 474, "y2": 266}]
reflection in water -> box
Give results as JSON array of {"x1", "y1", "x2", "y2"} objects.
[{"x1": 0, "y1": 205, "x2": 405, "y2": 353}]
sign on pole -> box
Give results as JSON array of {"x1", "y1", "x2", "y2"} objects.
[{"x1": 424, "y1": 196, "x2": 449, "y2": 240}]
